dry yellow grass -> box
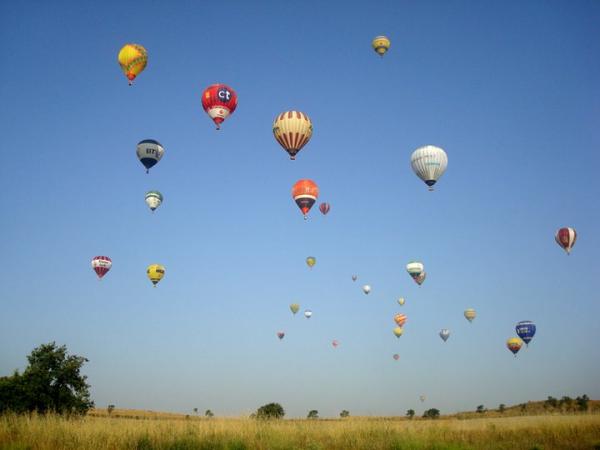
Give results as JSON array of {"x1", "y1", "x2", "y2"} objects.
[{"x1": 1, "y1": 413, "x2": 600, "y2": 450}]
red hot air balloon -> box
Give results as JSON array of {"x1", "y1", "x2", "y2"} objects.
[
  {"x1": 201, "y1": 84, "x2": 238, "y2": 130},
  {"x1": 319, "y1": 202, "x2": 330, "y2": 215},
  {"x1": 92, "y1": 256, "x2": 112, "y2": 279},
  {"x1": 393, "y1": 354, "x2": 400, "y2": 361},
  {"x1": 292, "y1": 179, "x2": 319, "y2": 219},
  {"x1": 332, "y1": 340, "x2": 339, "y2": 348},
  {"x1": 555, "y1": 227, "x2": 577, "y2": 255},
  {"x1": 277, "y1": 331, "x2": 285, "y2": 340}
]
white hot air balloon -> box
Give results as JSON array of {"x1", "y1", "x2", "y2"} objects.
[
  {"x1": 406, "y1": 262, "x2": 424, "y2": 281},
  {"x1": 411, "y1": 145, "x2": 448, "y2": 191},
  {"x1": 362, "y1": 285, "x2": 371, "y2": 294},
  {"x1": 145, "y1": 191, "x2": 163, "y2": 212},
  {"x1": 304, "y1": 310, "x2": 313, "y2": 319},
  {"x1": 439, "y1": 329, "x2": 450, "y2": 342}
]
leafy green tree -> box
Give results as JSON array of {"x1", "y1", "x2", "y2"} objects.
[
  {"x1": 423, "y1": 408, "x2": 440, "y2": 419},
  {"x1": 107, "y1": 404, "x2": 115, "y2": 416},
  {"x1": 576, "y1": 395, "x2": 589, "y2": 412},
  {"x1": 307, "y1": 409, "x2": 319, "y2": 419},
  {"x1": 255, "y1": 402, "x2": 285, "y2": 419},
  {"x1": 0, "y1": 342, "x2": 93, "y2": 415},
  {"x1": 476, "y1": 405, "x2": 486, "y2": 414},
  {"x1": 205, "y1": 409, "x2": 214, "y2": 418},
  {"x1": 406, "y1": 409, "x2": 415, "y2": 419},
  {"x1": 339, "y1": 410, "x2": 350, "y2": 418},
  {"x1": 498, "y1": 404, "x2": 506, "y2": 414}
]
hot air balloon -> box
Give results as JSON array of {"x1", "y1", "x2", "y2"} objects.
[
  {"x1": 352, "y1": 275, "x2": 357, "y2": 282},
  {"x1": 415, "y1": 272, "x2": 427, "y2": 286},
  {"x1": 555, "y1": 227, "x2": 577, "y2": 255},
  {"x1": 145, "y1": 191, "x2": 163, "y2": 212},
  {"x1": 92, "y1": 256, "x2": 112, "y2": 279},
  {"x1": 118, "y1": 44, "x2": 147, "y2": 85},
  {"x1": 319, "y1": 202, "x2": 330, "y2": 215},
  {"x1": 292, "y1": 179, "x2": 319, "y2": 219},
  {"x1": 272, "y1": 111, "x2": 313, "y2": 160},
  {"x1": 406, "y1": 262, "x2": 424, "y2": 280},
  {"x1": 397, "y1": 297, "x2": 405, "y2": 306},
  {"x1": 393, "y1": 327, "x2": 403, "y2": 338},
  {"x1": 304, "y1": 310, "x2": 313, "y2": 319},
  {"x1": 393, "y1": 354, "x2": 400, "y2": 360},
  {"x1": 201, "y1": 84, "x2": 238, "y2": 130},
  {"x1": 362, "y1": 285, "x2": 371, "y2": 294},
  {"x1": 411, "y1": 145, "x2": 448, "y2": 191},
  {"x1": 277, "y1": 331, "x2": 285, "y2": 340},
  {"x1": 306, "y1": 256, "x2": 316, "y2": 269},
  {"x1": 506, "y1": 337, "x2": 523, "y2": 356},
  {"x1": 515, "y1": 321, "x2": 536, "y2": 346},
  {"x1": 439, "y1": 329, "x2": 450, "y2": 342},
  {"x1": 136, "y1": 139, "x2": 164, "y2": 174},
  {"x1": 372, "y1": 36, "x2": 390, "y2": 56},
  {"x1": 332, "y1": 340, "x2": 339, "y2": 348},
  {"x1": 394, "y1": 314, "x2": 407, "y2": 327},
  {"x1": 147, "y1": 264, "x2": 165, "y2": 287},
  {"x1": 290, "y1": 303, "x2": 300, "y2": 315},
  {"x1": 419, "y1": 395, "x2": 426, "y2": 403},
  {"x1": 464, "y1": 308, "x2": 476, "y2": 323}
]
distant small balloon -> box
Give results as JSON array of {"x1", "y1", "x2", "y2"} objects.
[
  {"x1": 362, "y1": 285, "x2": 371, "y2": 294},
  {"x1": 332, "y1": 340, "x2": 339, "y2": 348},
  {"x1": 439, "y1": 329, "x2": 450, "y2": 342},
  {"x1": 394, "y1": 313, "x2": 407, "y2": 327},
  {"x1": 304, "y1": 310, "x2": 313, "y2": 319},
  {"x1": 277, "y1": 331, "x2": 285, "y2": 340},
  {"x1": 319, "y1": 203, "x2": 330, "y2": 215},
  {"x1": 290, "y1": 303, "x2": 300, "y2": 315},
  {"x1": 352, "y1": 275, "x2": 357, "y2": 282},
  {"x1": 507, "y1": 337, "x2": 523, "y2": 356},
  {"x1": 515, "y1": 321, "x2": 536, "y2": 346},
  {"x1": 393, "y1": 327, "x2": 403, "y2": 338},
  {"x1": 306, "y1": 256, "x2": 316, "y2": 269},
  {"x1": 397, "y1": 297, "x2": 405, "y2": 306},
  {"x1": 420, "y1": 395, "x2": 426, "y2": 402},
  {"x1": 393, "y1": 354, "x2": 400, "y2": 361},
  {"x1": 464, "y1": 308, "x2": 476, "y2": 323}
]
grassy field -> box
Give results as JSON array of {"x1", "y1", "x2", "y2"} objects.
[{"x1": 2, "y1": 413, "x2": 600, "y2": 450}]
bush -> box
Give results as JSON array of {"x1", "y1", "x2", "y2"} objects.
[
  {"x1": 307, "y1": 410, "x2": 319, "y2": 419},
  {"x1": 339, "y1": 410, "x2": 350, "y2": 418},
  {"x1": 423, "y1": 408, "x2": 440, "y2": 419}
]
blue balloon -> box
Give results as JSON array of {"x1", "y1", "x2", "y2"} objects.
[{"x1": 516, "y1": 321, "x2": 536, "y2": 346}]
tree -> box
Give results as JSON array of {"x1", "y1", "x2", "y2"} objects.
[
  {"x1": 423, "y1": 408, "x2": 440, "y2": 419},
  {"x1": 255, "y1": 402, "x2": 285, "y2": 419},
  {"x1": 307, "y1": 409, "x2": 319, "y2": 419},
  {"x1": 545, "y1": 396, "x2": 558, "y2": 409},
  {"x1": 476, "y1": 405, "x2": 486, "y2": 414},
  {"x1": 498, "y1": 404, "x2": 506, "y2": 414},
  {"x1": 0, "y1": 342, "x2": 93, "y2": 415},
  {"x1": 107, "y1": 404, "x2": 115, "y2": 416},
  {"x1": 339, "y1": 410, "x2": 350, "y2": 418},
  {"x1": 560, "y1": 396, "x2": 573, "y2": 411},
  {"x1": 576, "y1": 395, "x2": 589, "y2": 412},
  {"x1": 406, "y1": 409, "x2": 415, "y2": 419},
  {"x1": 205, "y1": 409, "x2": 214, "y2": 418}
]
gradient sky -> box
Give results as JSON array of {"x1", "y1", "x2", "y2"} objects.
[{"x1": 1, "y1": 0, "x2": 599, "y2": 418}]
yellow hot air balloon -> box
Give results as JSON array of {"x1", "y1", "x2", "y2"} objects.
[
  {"x1": 290, "y1": 303, "x2": 300, "y2": 315},
  {"x1": 372, "y1": 36, "x2": 390, "y2": 56},
  {"x1": 464, "y1": 308, "x2": 476, "y2": 323},
  {"x1": 306, "y1": 256, "x2": 316, "y2": 269},
  {"x1": 147, "y1": 264, "x2": 165, "y2": 287},
  {"x1": 273, "y1": 111, "x2": 313, "y2": 160},
  {"x1": 118, "y1": 44, "x2": 148, "y2": 85},
  {"x1": 393, "y1": 327, "x2": 403, "y2": 338}
]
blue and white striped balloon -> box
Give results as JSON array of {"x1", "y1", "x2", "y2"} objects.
[{"x1": 515, "y1": 321, "x2": 536, "y2": 346}]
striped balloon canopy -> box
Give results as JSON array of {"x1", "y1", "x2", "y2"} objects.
[
  {"x1": 273, "y1": 111, "x2": 313, "y2": 160},
  {"x1": 92, "y1": 256, "x2": 112, "y2": 279},
  {"x1": 555, "y1": 227, "x2": 576, "y2": 255}
]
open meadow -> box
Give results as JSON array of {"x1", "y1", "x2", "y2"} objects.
[{"x1": 2, "y1": 412, "x2": 600, "y2": 450}]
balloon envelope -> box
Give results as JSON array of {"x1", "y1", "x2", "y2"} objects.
[
  {"x1": 372, "y1": 36, "x2": 390, "y2": 56},
  {"x1": 555, "y1": 227, "x2": 577, "y2": 254},
  {"x1": 464, "y1": 308, "x2": 476, "y2": 322},
  {"x1": 306, "y1": 256, "x2": 316, "y2": 268},
  {"x1": 118, "y1": 43, "x2": 147, "y2": 85},
  {"x1": 394, "y1": 314, "x2": 407, "y2": 327},
  {"x1": 397, "y1": 297, "x2": 405, "y2": 306},
  {"x1": 290, "y1": 303, "x2": 300, "y2": 315},
  {"x1": 393, "y1": 327, "x2": 403, "y2": 338},
  {"x1": 515, "y1": 321, "x2": 536, "y2": 346},
  {"x1": 393, "y1": 354, "x2": 400, "y2": 360},
  {"x1": 277, "y1": 331, "x2": 285, "y2": 340},
  {"x1": 319, "y1": 202, "x2": 330, "y2": 215},
  {"x1": 145, "y1": 191, "x2": 163, "y2": 211},
  {"x1": 439, "y1": 329, "x2": 450, "y2": 342},
  {"x1": 272, "y1": 111, "x2": 313, "y2": 159},
  {"x1": 352, "y1": 275, "x2": 357, "y2": 282},
  {"x1": 92, "y1": 256, "x2": 112, "y2": 279},
  {"x1": 332, "y1": 340, "x2": 339, "y2": 348},
  {"x1": 507, "y1": 337, "x2": 523, "y2": 356},
  {"x1": 146, "y1": 264, "x2": 165, "y2": 286},
  {"x1": 362, "y1": 285, "x2": 371, "y2": 294},
  {"x1": 304, "y1": 310, "x2": 313, "y2": 318},
  {"x1": 136, "y1": 139, "x2": 164, "y2": 173},
  {"x1": 292, "y1": 179, "x2": 319, "y2": 219},
  {"x1": 201, "y1": 84, "x2": 238, "y2": 129},
  {"x1": 410, "y1": 145, "x2": 448, "y2": 191}
]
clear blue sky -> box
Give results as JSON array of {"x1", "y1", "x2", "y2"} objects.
[{"x1": 1, "y1": 0, "x2": 599, "y2": 418}]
